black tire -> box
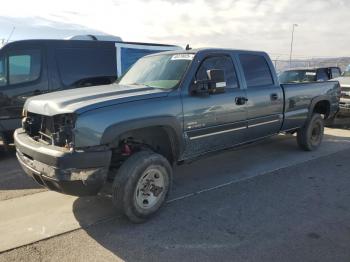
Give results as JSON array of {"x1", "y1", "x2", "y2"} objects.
[
  {"x1": 112, "y1": 150, "x2": 172, "y2": 223},
  {"x1": 297, "y1": 113, "x2": 324, "y2": 151}
]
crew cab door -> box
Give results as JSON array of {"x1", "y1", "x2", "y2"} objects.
[
  {"x1": 237, "y1": 53, "x2": 283, "y2": 140},
  {"x1": 182, "y1": 53, "x2": 247, "y2": 158},
  {"x1": 0, "y1": 44, "x2": 48, "y2": 133}
]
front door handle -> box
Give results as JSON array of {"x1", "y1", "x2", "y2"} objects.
[
  {"x1": 270, "y1": 93, "x2": 278, "y2": 101},
  {"x1": 235, "y1": 97, "x2": 248, "y2": 105}
]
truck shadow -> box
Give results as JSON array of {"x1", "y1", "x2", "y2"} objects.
[
  {"x1": 0, "y1": 144, "x2": 16, "y2": 160},
  {"x1": 71, "y1": 128, "x2": 350, "y2": 261},
  {"x1": 327, "y1": 116, "x2": 350, "y2": 129}
]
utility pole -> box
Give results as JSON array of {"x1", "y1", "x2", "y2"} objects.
[
  {"x1": 289, "y1": 23, "x2": 298, "y2": 68},
  {"x1": 274, "y1": 55, "x2": 280, "y2": 69}
]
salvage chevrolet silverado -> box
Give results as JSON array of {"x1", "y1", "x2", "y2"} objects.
[{"x1": 14, "y1": 48, "x2": 340, "y2": 222}]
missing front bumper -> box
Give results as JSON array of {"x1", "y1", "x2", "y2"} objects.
[
  {"x1": 14, "y1": 129, "x2": 111, "y2": 196},
  {"x1": 16, "y1": 150, "x2": 109, "y2": 196}
]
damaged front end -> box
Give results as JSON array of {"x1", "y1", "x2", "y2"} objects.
[
  {"x1": 15, "y1": 111, "x2": 112, "y2": 196},
  {"x1": 22, "y1": 112, "x2": 76, "y2": 149}
]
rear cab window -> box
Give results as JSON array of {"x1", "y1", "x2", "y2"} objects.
[
  {"x1": 316, "y1": 69, "x2": 330, "y2": 81},
  {"x1": 239, "y1": 54, "x2": 273, "y2": 87},
  {"x1": 331, "y1": 68, "x2": 341, "y2": 78}
]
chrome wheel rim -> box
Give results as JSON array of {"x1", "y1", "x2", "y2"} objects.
[{"x1": 134, "y1": 167, "x2": 165, "y2": 210}]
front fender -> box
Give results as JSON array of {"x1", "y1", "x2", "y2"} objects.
[{"x1": 73, "y1": 94, "x2": 184, "y2": 151}]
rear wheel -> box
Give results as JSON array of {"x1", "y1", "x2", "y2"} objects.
[
  {"x1": 112, "y1": 150, "x2": 172, "y2": 223},
  {"x1": 297, "y1": 113, "x2": 324, "y2": 151}
]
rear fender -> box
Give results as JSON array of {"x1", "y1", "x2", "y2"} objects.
[{"x1": 308, "y1": 96, "x2": 331, "y2": 119}]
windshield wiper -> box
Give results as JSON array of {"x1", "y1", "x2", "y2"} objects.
[{"x1": 128, "y1": 82, "x2": 156, "y2": 88}]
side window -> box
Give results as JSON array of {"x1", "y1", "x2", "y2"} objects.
[
  {"x1": 331, "y1": 68, "x2": 341, "y2": 78},
  {"x1": 56, "y1": 48, "x2": 115, "y2": 87},
  {"x1": 196, "y1": 56, "x2": 239, "y2": 88},
  {"x1": 0, "y1": 55, "x2": 6, "y2": 86},
  {"x1": 8, "y1": 50, "x2": 41, "y2": 85},
  {"x1": 239, "y1": 54, "x2": 273, "y2": 87}
]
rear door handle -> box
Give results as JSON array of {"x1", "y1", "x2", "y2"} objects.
[
  {"x1": 270, "y1": 93, "x2": 278, "y2": 101},
  {"x1": 235, "y1": 97, "x2": 248, "y2": 105}
]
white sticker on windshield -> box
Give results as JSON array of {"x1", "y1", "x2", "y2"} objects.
[
  {"x1": 171, "y1": 54, "x2": 195, "y2": 60},
  {"x1": 305, "y1": 72, "x2": 316, "y2": 76}
]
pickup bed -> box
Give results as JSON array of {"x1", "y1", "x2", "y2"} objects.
[{"x1": 14, "y1": 48, "x2": 340, "y2": 222}]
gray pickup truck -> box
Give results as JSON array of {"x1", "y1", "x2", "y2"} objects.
[{"x1": 14, "y1": 48, "x2": 340, "y2": 222}]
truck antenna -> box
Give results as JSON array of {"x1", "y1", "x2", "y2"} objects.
[{"x1": 6, "y1": 27, "x2": 15, "y2": 43}]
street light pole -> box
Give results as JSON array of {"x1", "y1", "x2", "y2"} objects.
[
  {"x1": 274, "y1": 55, "x2": 280, "y2": 69},
  {"x1": 289, "y1": 23, "x2": 298, "y2": 68}
]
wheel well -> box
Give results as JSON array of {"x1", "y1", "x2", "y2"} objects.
[
  {"x1": 111, "y1": 126, "x2": 177, "y2": 165},
  {"x1": 313, "y1": 100, "x2": 330, "y2": 119}
]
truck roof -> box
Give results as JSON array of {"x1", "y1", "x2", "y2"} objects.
[
  {"x1": 144, "y1": 47, "x2": 269, "y2": 57},
  {"x1": 1, "y1": 39, "x2": 180, "y2": 49}
]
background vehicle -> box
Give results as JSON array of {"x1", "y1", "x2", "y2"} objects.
[
  {"x1": 66, "y1": 34, "x2": 123, "y2": 41},
  {"x1": 334, "y1": 70, "x2": 350, "y2": 116},
  {"x1": 279, "y1": 67, "x2": 341, "y2": 84},
  {"x1": 0, "y1": 39, "x2": 180, "y2": 144},
  {"x1": 14, "y1": 48, "x2": 340, "y2": 222}
]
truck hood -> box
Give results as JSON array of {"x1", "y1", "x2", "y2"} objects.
[{"x1": 24, "y1": 83, "x2": 171, "y2": 116}]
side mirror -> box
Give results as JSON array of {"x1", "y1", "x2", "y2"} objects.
[
  {"x1": 191, "y1": 69, "x2": 226, "y2": 96},
  {"x1": 207, "y1": 69, "x2": 225, "y2": 85}
]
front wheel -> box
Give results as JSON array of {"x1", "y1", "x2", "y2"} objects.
[
  {"x1": 297, "y1": 113, "x2": 324, "y2": 151},
  {"x1": 112, "y1": 150, "x2": 172, "y2": 223}
]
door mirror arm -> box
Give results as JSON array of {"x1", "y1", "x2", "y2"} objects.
[
  {"x1": 190, "y1": 80, "x2": 210, "y2": 96},
  {"x1": 190, "y1": 69, "x2": 227, "y2": 96}
]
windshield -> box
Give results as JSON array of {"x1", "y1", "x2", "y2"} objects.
[
  {"x1": 279, "y1": 70, "x2": 317, "y2": 83},
  {"x1": 118, "y1": 53, "x2": 194, "y2": 89}
]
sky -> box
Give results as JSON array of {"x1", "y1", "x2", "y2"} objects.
[{"x1": 0, "y1": 0, "x2": 349, "y2": 59}]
